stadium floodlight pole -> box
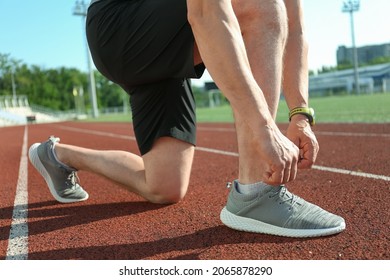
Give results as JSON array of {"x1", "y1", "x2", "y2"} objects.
[
  {"x1": 342, "y1": 0, "x2": 360, "y2": 94},
  {"x1": 11, "y1": 68, "x2": 17, "y2": 100},
  {"x1": 73, "y1": 0, "x2": 99, "y2": 118}
]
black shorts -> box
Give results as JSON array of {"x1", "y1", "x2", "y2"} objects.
[{"x1": 86, "y1": 0, "x2": 205, "y2": 155}]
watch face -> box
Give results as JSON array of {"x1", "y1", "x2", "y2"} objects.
[
  {"x1": 309, "y1": 108, "x2": 315, "y2": 125},
  {"x1": 309, "y1": 108, "x2": 315, "y2": 118}
]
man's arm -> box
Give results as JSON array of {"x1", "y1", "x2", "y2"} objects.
[
  {"x1": 283, "y1": 0, "x2": 319, "y2": 168},
  {"x1": 187, "y1": 0, "x2": 272, "y2": 127},
  {"x1": 282, "y1": 0, "x2": 309, "y2": 109},
  {"x1": 187, "y1": 0, "x2": 299, "y2": 185}
]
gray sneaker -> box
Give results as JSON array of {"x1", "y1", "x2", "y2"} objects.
[
  {"x1": 220, "y1": 181, "x2": 346, "y2": 238},
  {"x1": 29, "y1": 136, "x2": 89, "y2": 203}
]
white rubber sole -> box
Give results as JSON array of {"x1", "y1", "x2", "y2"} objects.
[
  {"x1": 220, "y1": 207, "x2": 346, "y2": 238},
  {"x1": 28, "y1": 143, "x2": 88, "y2": 203}
]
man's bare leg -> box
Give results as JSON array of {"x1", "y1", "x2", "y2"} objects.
[
  {"x1": 230, "y1": 0, "x2": 289, "y2": 184},
  {"x1": 233, "y1": 0, "x2": 287, "y2": 118},
  {"x1": 54, "y1": 137, "x2": 195, "y2": 204}
]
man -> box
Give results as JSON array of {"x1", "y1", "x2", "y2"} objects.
[{"x1": 29, "y1": 0, "x2": 345, "y2": 238}]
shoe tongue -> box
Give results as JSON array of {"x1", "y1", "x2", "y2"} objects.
[
  {"x1": 277, "y1": 187, "x2": 304, "y2": 205},
  {"x1": 49, "y1": 136, "x2": 60, "y2": 144},
  {"x1": 270, "y1": 186, "x2": 294, "y2": 199},
  {"x1": 269, "y1": 185, "x2": 284, "y2": 194}
]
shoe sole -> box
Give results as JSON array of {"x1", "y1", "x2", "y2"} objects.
[
  {"x1": 28, "y1": 143, "x2": 89, "y2": 203},
  {"x1": 220, "y1": 207, "x2": 346, "y2": 238}
]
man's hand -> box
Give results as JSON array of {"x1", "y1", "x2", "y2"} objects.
[
  {"x1": 258, "y1": 123, "x2": 300, "y2": 185},
  {"x1": 286, "y1": 114, "x2": 319, "y2": 169}
]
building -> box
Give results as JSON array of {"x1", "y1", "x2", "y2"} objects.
[
  {"x1": 337, "y1": 43, "x2": 390, "y2": 66},
  {"x1": 199, "y1": 61, "x2": 390, "y2": 98},
  {"x1": 309, "y1": 63, "x2": 390, "y2": 96}
]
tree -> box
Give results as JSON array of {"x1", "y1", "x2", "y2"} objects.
[
  {"x1": 95, "y1": 71, "x2": 127, "y2": 109},
  {"x1": 0, "y1": 53, "x2": 22, "y2": 96},
  {"x1": 0, "y1": 53, "x2": 126, "y2": 111}
]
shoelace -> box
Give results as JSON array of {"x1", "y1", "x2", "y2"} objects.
[
  {"x1": 269, "y1": 186, "x2": 301, "y2": 209},
  {"x1": 66, "y1": 171, "x2": 81, "y2": 190}
]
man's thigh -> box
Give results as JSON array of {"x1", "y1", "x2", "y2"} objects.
[{"x1": 87, "y1": 0, "x2": 202, "y2": 87}]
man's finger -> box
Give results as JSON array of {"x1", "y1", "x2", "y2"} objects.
[{"x1": 264, "y1": 168, "x2": 284, "y2": 186}]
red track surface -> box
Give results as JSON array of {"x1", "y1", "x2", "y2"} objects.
[{"x1": 1, "y1": 121, "x2": 389, "y2": 260}]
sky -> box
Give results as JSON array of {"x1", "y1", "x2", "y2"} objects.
[{"x1": 1, "y1": 0, "x2": 389, "y2": 86}]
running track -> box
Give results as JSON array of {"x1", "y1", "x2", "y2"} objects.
[{"x1": 0, "y1": 121, "x2": 389, "y2": 260}]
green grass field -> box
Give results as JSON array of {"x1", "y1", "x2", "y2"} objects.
[{"x1": 87, "y1": 93, "x2": 390, "y2": 123}]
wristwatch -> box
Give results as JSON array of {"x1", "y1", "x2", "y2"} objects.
[{"x1": 289, "y1": 107, "x2": 316, "y2": 126}]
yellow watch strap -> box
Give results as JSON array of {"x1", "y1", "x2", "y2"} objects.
[{"x1": 289, "y1": 107, "x2": 315, "y2": 126}]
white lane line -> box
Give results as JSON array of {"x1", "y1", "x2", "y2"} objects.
[
  {"x1": 57, "y1": 125, "x2": 390, "y2": 182},
  {"x1": 315, "y1": 131, "x2": 390, "y2": 138},
  {"x1": 57, "y1": 125, "x2": 136, "y2": 140},
  {"x1": 311, "y1": 165, "x2": 390, "y2": 181},
  {"x1": 197, "y1": 126, "x2": 390, "y2": 138},
  {"x1": 6, "y1": 126, "x2": 29, "y2": 260},
  {"x1": 60, "y1": 124, "x2": 390, "y2": 138},
  {"x1": 196, "y1": 147, "x2": 390, "y2": 182},
  {"x1": 196, "y1": 146, "x2": 239, "y2": 157},
  {"x1": 198, "y1": 127, "x2": 236, "y2": 132}
]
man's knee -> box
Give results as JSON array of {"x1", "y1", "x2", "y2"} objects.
[
  {"x1": 142, "y1": 137, "x2": 194, "y2": 204},
  {"x1": 147, "y1": 181, "x2": 189, "y2": 204}
]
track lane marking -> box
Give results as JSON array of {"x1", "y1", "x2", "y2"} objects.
[
  {"x1": 311, "y1": 165, "x2": 390, "y2": 181},
  {"x1": 314, "y1": 131, "x2": 390, "y2": 138},
  {"x1": 197, "y1": 127, "x2": 390, "y2": 138},
  {"x1": 57, "y1": 125, "x2": 136, "y2": 140},
  {"x1": 195, "y1": 147, "x2": 390, "y2": 181},
  {"x1": 6, "y1": 126, "x2": 29, "y2": 260},
  {"x1": 56, "y1": 125, "x2": 390, "y2": 182}
]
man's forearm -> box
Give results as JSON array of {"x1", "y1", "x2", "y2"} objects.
[
  {"x1": 187, "y1": 0, "x2": 274, "y2": 129},
  {"x1": 282, "y1": 0, "x2": 309, "y2": 110},
  {"x1": 283, "y1": 32, "x2": 309, "y2": 109}
]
